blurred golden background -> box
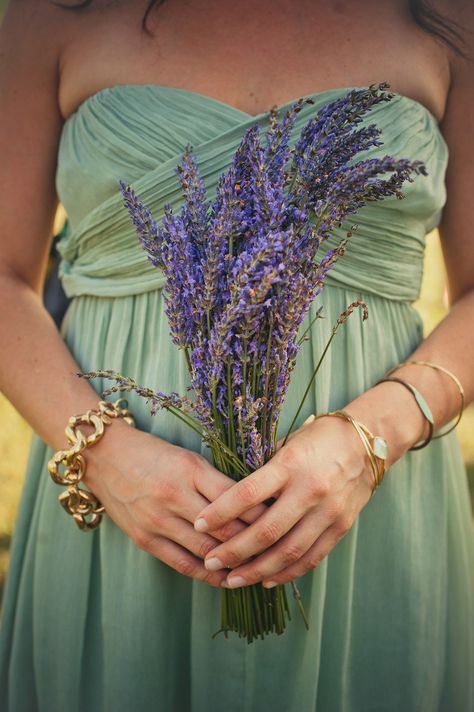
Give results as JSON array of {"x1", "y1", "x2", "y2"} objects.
[{"x1": 0, "y1": 0, "x2": 472, "y2": 607}]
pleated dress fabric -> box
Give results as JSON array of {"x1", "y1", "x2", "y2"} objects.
[{"x1": 1, "y1": 85, "x2": 473, "y2": 712}]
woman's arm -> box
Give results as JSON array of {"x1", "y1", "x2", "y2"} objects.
[
  {"x1": 193, "y1": 7, "x2": 474, "y2": 589},
  {"x1": 0, "y1": 1, "x2": 118, "y2": 452},
  {"x1": 0, "y1": 1, "x2": 265, "y2": 587}
]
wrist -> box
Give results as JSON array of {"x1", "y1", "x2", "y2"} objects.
[
  {"x1": 81, "y1": 412, "x2": 138, "y2": 490},
  {"x1": 342, "y1": 381, "x2": 429, "y2": 465},
  {"x1": 47, "y1": 399, "x2": 137, "y2": 531}
]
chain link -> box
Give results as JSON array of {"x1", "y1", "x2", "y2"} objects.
[{"x1": 47, "y1": 398, "x2": 135, "y2": 531}]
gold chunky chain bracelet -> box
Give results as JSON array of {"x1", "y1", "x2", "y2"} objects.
[{"x1": 47, "y1": 398, "x2": 135, "y2": 532}]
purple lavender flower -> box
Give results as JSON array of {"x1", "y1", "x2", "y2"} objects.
[{"x1": 115, "y1": 81, "x2": 427, "y2": 481}]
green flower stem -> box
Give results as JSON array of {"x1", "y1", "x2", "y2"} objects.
[
  {"x1": 226, "y1": 360, "x2": 237, "y2": 452},
  {"x1": 211, "y1": 444, "x2": 229, "y2": 477},
  {"x1": 209, "y1": 384, "x2": 248, "y2": 476},
  {"x1": 281, "y1": 323, "x2": 339, "y2": 447},
  {"x1": 250, "y1": 331, "x2": 262, "y2": 399},
  {"x1": 242, "y1": 337, "x2": 248, "y2": 404},
  {"x1": 251, "y1": 585, "x2": 264, "y2": 637},
  {"x1": 290, "y1": 581, "x2": 309, "y2": 630},
  {"x1": 260, "y1": 313, "x2": 274, "y2": 442},
  {"x1": 297, "y1": 308, "x2": 324, "y2": 346},
  {"x1": 267, "y1": 364, "x2": 281, "y2": 448},
  {"x1": 237, "y1": 409, "x2": 247, "y2": 470},
  {"x1": 183, "y1": 346, "x2": 192, "y2": 373},
  {"x1": 166, "y1": 407, "x2": 243, "y2": 474}
]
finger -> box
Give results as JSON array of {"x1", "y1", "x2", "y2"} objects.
[
  {"x1": 202, "y1": 489, "x2": 309, "y2": 573},
  {"x1": 194, "y1": 461, "x2": 287, "y2": 533},
  {"x1": 136, "y1": 533, "x2": 229, "y2": 588},
  {"x1": 193, "y1": 465, "x2": 269, "y2": 525},
  {"x1": 173, "y1": 491, "x2": 249, "y2": 542},
  {"x1": 160, "y1": 517, "x2": 224, "y2": 561},
  {"x1": 260, "y1": 522, "x2": 348, "y2": 587},
  {"x1": 219, "y1": 511, "x2": 326, "y2": 586},
  {"x1": 163, "y1": 517, "x2": 253, "y2": 565}
]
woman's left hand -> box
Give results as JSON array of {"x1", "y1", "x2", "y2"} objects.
[{"x1": 193, "y1": 414, "x2": 376, "y2": 588}]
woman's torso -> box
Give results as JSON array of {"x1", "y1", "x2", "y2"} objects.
[{"x1": 55, "y1": 0, "x2": 451, "y2": 125}]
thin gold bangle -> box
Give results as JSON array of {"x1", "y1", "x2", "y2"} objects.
[
  {"x1": 376, "y1": 377, "x2": 434, "y2": 450},
  {"x1": 331, "y1": 411, "x2": 385, "y2": 491},
  {"x1": 387, "y1": 360, "x2": 465, "y2": 438},
  {"x1": 308, "y1": 411, "x2": 382, "y2": 496}
]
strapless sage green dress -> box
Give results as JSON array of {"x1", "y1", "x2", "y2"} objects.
[{"x1": 1, "y1": 85, "x2": 473, "y2": 712}]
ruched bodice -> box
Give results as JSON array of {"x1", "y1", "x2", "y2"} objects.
[
  {"x1": 55, "y1": 84, "x2": 448, "y2": 302},
  {"x1": 2, "y1": 84, "x2": 473, "y2": 712}
]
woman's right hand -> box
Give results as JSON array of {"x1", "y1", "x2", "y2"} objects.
[{"x1": 84, "y1": 418, "x2": 266, "y2": 587}]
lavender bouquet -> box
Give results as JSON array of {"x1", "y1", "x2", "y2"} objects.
[{"x1": 80, "y1": 82, "x2": 427, "y2": 643}]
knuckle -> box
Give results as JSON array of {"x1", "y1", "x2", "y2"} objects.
[
  {"x1": 305, "y1": 553, "x2": 324, "y2": 571},
  {"x1": 308, "y1": 476, "x2": 330, "y2": 500},
  {"x1": 245, "y1": 567, "x2": 265, "y2": 583},
  {"x1": 153, "y1": 478, "x2": 180, "y2": 504},
  {"x1": 223, "y1": 548, "x2": 239, "y2": 567},
  {"x1": 202, "y1": 571, "x2": 225, "y2": 588},
  {"x1": 237, "y1": 478, "x2": 260, "y2": 506},
  {"x1": 255, "y1": 520, "x2": 281, "y2": 547},
  {"x1": 214, "y1": 522, "x2": 242, "y2": 541},
  {"x1": 335, "y1": 514, "x2": 353, "y2": 535},
  {"x1": 179, "y1": 449, "x2": 202, "y2": 470},
  {"x1": 174, "y1": 558, "x2": 197, "y2": 577},
  {"x1": 326, "y1": 496, "x2": 345, "y2": 520},
  {"x1": 280, "y1": 543, "x2": 304, "y2": 565},
  {"x1": 181, "y1": 450, "x2": 207, "y2": 480},
  {"x1": 132, "y1": 530, "x2": 152, "y2": 552},
  {"x1": 197, "y1": 538, "x2": 217, "y2": 559},
  {"x1": 145, "y1": 510, "x2": 165, "y2": 533},
  {"x1": 278, "y1": 444, "x2": 304, "y2": 472}
]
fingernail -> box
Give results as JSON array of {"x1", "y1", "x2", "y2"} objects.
[
  {"x1": 194, "y1": 518, "x2": 208, "y2": 532},
  {"x1": 205, "y1": 557, "x2": 225, "y2": 571},
  {"x1": 226, "y1": 575, "x2": 246, "y2": 589},
  {"x1": 263, "y1": 581, "x2": 278, "y2": 588}
]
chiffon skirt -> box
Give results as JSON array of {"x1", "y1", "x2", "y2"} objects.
[{"x1": 1, "y1": 283, "x2": 473, "y2": 712}]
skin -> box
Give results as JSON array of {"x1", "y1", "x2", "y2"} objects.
[{"x1": 0, "y1": 0, "x2": 473, "y2": 591}]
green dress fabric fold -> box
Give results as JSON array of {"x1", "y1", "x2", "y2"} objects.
[{"x1": 1, "y1": 84, "x2": 473, "y2": 712}]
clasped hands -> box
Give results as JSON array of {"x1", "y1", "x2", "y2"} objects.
[
  {"x1": 193, "y1": 413, "x2": 376, "y2": 589},
  {"x1": 97, "y1": 412, "x2": 377, "y2": 589}
]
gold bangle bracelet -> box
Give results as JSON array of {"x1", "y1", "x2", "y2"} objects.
[
  {"x1": 387, "y1": 360, "x2": 465, "y2": 438},
  {"x1": 376, "y1": 377, "x2": 434, "y2": 450},
  {"x1": 47, "y1": 398, "x2": 135, "y2": 531},
  {"x1": 330, "y1": 411, "x2": 386, "y2": 494},
  {"x1": 304, "y1": 411, "x2": 388, "y2": 496}
]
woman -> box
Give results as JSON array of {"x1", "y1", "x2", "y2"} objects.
[{"x1": 0, "y1": 0, "x2": 473, "y2": 710}]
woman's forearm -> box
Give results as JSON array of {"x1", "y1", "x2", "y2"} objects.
[
  {"x1": 0, "y1": 271, "x2": 132, "y2": 453},
  {"x1": 344, "y1": 288, "x2": 474, "y2": 466}
]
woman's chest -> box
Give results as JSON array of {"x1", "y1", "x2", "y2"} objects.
[{"x1": 59, "y1": 0, "x2": 450, "y2": 123}]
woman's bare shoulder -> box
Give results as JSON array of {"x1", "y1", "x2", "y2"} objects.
[
  {"x1": 0, "y1": 1, "x2": 80, "y2": 94},
  {"x1": 434, "y1": 0, "x2": 474, "y2": 303},
  {"x1": 0, "y1": 0, "x2": 79, "y2": 291},
  {"x1": 1, "y1": 0, "x2": 79, "y2": 47}
]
